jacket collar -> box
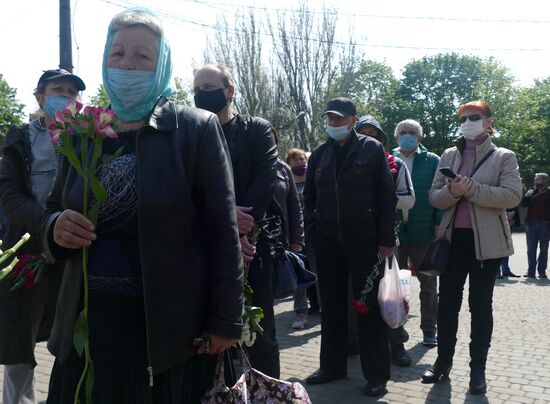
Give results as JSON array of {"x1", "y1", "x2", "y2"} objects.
[
  {"x1": 145, "y1": 96, "x2": 178, "y2": 132},
  {"x1": 391, "y1": 143, "x2": 428, "y2": 158},
  {"x1": 455, "y1": 133, "x2": 496, "y2": 160},
  {"x1": 327, "y1": 129, "x2": 361, "y2": 152}
]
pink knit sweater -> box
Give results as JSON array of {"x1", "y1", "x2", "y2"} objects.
[{"x1": 454, "y1": 134, "x2": 489, "y2": 229}]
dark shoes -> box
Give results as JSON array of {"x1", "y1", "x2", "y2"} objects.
[
  {"x1": 421, "y1": 360, "x2": 452, "y2": 384},
  {"x1": 523, "y1": 273, "x2": 536, "y2": 278},
  {"x1": 363, "y1": 381, "x2": 388, "y2": 397},
  {"x1": 305, "y1": 369, "x2": 346, "y2": 385},
  {"x1": 502, "y1": 270, "x2": 520, "y2": 277},
  {"x1": 422, "y1": 330, "x2": 438, "y2": 347},
  {"x1": 391, "y1": 343, "x2": 412, "y2": 367},
  {"x1": 469, "y1": 368, "x2": 487, "y2": 395}
]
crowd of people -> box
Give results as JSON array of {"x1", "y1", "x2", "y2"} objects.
[{"x1": 0, "y1": 6, "x2": 548, "y2": 403}]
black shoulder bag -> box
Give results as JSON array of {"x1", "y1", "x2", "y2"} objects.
[{"x1": 418, "y1": 149, "x2": 495, "y2": 276}]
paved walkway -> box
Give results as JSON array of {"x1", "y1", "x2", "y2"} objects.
[{"x1": 2, "y1": 233, "x2": 550, "y2": 403}]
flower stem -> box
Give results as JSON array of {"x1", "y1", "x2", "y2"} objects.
[
  {"x1": 74, "y1": 172, "x2": 92, "y2": 403},
  {"x1": 73, "y1": 341, "x2": 90, "y2": 404}
]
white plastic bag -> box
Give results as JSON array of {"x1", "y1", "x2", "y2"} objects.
[
  {"x1": 399, "y1": 269, "x2": 412, "y2": 308},
  {"x1": 378, "y1": 256, "x2": 409, "y2": 329}
]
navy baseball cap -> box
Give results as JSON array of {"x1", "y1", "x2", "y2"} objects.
[
  {"x1": 322, "y1": 97, "x2": 356, "y2": 117},
  {"x1": 37, "y1": 69, "x2": 86, "y2": 91}
]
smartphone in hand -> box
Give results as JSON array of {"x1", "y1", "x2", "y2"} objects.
[{"x1": 439, "y1": 167, "x2": 457, "y2": 179}]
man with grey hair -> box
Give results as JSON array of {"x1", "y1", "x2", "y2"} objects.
[
  {"x1": 521, "y1": 172, "x2": 550, "y2": 279},
  {"x1": 390, "y1": 119, "x2": 442, "y2": 366}
]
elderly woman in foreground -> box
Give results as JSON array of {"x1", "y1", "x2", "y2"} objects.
[{"x1": 43, "y1": 8, "x2": 243, "y2": 403}]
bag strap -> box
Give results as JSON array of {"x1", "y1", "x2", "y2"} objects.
[
  {"x1": 471, "y1": 148, "x2": 495, "y2": 177},
  {"x1": 442, "y1": 148, "x2": 496, "y2": 235}
]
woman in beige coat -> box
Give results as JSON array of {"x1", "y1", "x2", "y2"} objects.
[{"x1": 421, "y1": 101, "x2": 522, "y2": 395}]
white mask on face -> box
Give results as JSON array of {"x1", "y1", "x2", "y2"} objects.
[{"x1": 460, "y1": 120, "x2": 485, "y2": 140}]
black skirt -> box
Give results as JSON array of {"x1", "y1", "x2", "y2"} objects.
[{"x1": 46, "y1": 290, "x2": 217, "y2": 404}]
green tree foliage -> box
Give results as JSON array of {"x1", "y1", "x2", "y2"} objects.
[
  {"x1": 88, "y1": 84, "x2": 109, "y2": 107},
  {"x1": 0, "y1": 74, "x2": 25, "y2": 145},
  {"x1": 497, "y1": 78, "x2": 550, "y2": 183},
  {"x1": 172, "y1": 77, "x2": 192, "y2": 106}
]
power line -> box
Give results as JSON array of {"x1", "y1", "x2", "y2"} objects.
[
  {"x1": 97, "y1": 0, "x2": 550, "y2": 53},
  {"x1": 187, "y1": 0, "x2": 550, "y2": 24}
]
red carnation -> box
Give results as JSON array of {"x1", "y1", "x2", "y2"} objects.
[
  {"x1": 386, "y1": 152, "x2": 398, "y2": 175},
  {"x1": 352, "y1": 299, "x2": 370, "y2": 314}
]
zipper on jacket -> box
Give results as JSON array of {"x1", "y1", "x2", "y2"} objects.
[
  {"x1": 470, "y1": 202, "x2": 484, "y2": 268},
  {"x1": 135, "y1": 127, "x2": 154, "y2": 387},
  {"x1": 329, "y1": 148, "x2": 352, "y2": 242},
  {"x1": 147, "y1": 365, "x2": 154, "y2": 387},
  {"x1": 499, "y1": 215, "x2": 511, "y2": 248}
]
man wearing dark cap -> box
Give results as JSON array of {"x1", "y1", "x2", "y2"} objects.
[
  {"x1": 0, "y1": 69, "x2": 85, "y2": 404},
  {"x1": 303, "y1": 97, "x2": 397, "y2": 397}
]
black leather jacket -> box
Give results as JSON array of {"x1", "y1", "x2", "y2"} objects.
[
  {"x1": 0, "y1": 122, "x2": 62, "y2": 365},
  {"x1": 304, "y1": 131, "x2": 397, "y2": 246},
  {"x1": 223, "y1": 114, "x2": 278, "y2": 223},
  {"x1": 42, "y1": 98, "x2": 244, "y2": 374}
]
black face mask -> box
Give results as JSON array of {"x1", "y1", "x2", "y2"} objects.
[{"x1": 194, "y1": 88, "x2": 228, "y2": 113}]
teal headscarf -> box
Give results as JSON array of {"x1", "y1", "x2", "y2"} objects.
[{"x1": 102, "y1": 7, "x2": 175, "y2": 122}]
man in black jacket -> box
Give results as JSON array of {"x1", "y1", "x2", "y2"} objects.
[
  {"x1": 304, "y1": 98, "x2": 397, "y2": 397},
  {"x1": 193, "y1": 64, "x2": 280, "y2": 377}
]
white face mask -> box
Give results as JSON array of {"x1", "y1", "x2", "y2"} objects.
[{"x1": 460, "y1": 120, "x2": 485, "y2": 140}]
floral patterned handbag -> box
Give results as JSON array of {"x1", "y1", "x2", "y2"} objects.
[{"x1": 202, "y1": 345, "x2": 312, "y2": 404}]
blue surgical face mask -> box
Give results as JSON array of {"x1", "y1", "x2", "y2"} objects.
[
  {"x1": 43, "y1": 96, "x2": 71, "y2": 117},
  {"x1": 399, "y1": 134, "x2": 418, "y2": 151},
  {"x1": 105, "y1": 68, "x2": 155, "y2": 109},
  {"x1": 326, "y1": 125, "x2": 350, "y2": 141}
]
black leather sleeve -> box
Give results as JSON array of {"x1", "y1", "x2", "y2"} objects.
[
  {"x1": 0, "y1": 126, "x2": 43, "y2": 238},
  {"x1": 196, "y1": 115, "x2": 244, "y2": 339},
  {"x1": 241, "y1": 117, "x2": 278, "y2": 221}
]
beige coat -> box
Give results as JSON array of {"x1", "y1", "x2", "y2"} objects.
[{"x1": 429, "y1": 135, "x2": 522, "y2": 261}]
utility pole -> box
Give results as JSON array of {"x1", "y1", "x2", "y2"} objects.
[{"x1": 59, "y1": 0, "x2": 73, "y2": 72}]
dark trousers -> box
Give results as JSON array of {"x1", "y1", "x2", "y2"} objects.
[
  {"x1": 526, "y1": 221, "x2": 550, "y2": 276},
  {"x1": 437, "y1": 229, "x2": 499, "y2": 370},
  {"x1": 312, "y1": 230, "x2": 390, "y2": 383},
  {"x1": 246, "y1": 248, "x2": 280, "y2": 378}
]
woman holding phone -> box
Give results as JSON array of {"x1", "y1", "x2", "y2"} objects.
[{"x1": 422, "y1": 101, "x2": 522, "y2": 395}]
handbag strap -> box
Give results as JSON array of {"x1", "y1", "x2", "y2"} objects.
[
  {"x1": 442, "y1": 148, "x2": 496, "y2": 235},
  {"x1": 212, "y1": 353, "x2": 227, "y2": 389}
]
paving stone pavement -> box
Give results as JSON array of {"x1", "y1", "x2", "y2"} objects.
[{"x1": 2, "y1": 233, "x2": 550, "y2": 403}]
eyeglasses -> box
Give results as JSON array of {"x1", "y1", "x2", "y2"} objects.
[{"x1": 459, "y1": 114, "x2": 483, "y2": 124}]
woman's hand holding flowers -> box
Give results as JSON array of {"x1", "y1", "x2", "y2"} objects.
[{"x1": 54, "y1": 210, "x2": 96, "y2": 249}]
